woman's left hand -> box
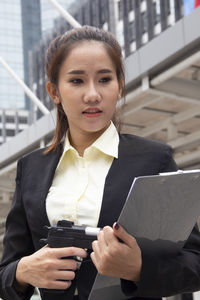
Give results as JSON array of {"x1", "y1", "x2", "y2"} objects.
[{"x1": 91, "y1": 222, "x2": 142, "y2": 282}]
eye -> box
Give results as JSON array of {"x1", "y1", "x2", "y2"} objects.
[
  {"x1": 69, "y1": 78, "x2": 83, "y2": 84},
  {"x1": 99, "y1": 77, "x2": 112, "y2": 83}
]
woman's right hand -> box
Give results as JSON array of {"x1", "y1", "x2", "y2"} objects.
[{"x1": 15, "y1": 245, "x2": 87, "y2": 291}]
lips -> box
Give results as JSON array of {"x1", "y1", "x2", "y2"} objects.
[
  {"x1": 82, "y1": 107, "x2": 102, "y2": 118},
  {"x1": 82, "y1": 107, "x2": 102, "y2": 114}
]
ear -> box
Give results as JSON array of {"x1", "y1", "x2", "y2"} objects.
[{"x1": 46, "y1": 81, "x2": 61, "y2": 104}]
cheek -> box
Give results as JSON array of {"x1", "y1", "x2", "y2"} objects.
[
  {"x1": 111, "y1": 82, "x2": 121, "y2": 97},
  {"x1": 109, "y1": 88, "x2": 120, "y2": 105},
  {"x1": 61, "y1": 102, "x2": 72, "y2": 116},
  {"x1": 61, "y1": 99, "x2": 80, "y2": 120},
  {"x1": 58, "y1": 89, "x2": 77, "y2": 112},
  {"x1": 106, "y1": 97, "x2": 118, "y2": 114}
]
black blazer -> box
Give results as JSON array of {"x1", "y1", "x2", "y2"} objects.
[{"x1": 0, "y1": 134, "x2": 200, "y2": 300}]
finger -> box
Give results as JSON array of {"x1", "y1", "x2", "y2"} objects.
[
  {"x1": 97, "y1": 230, "x2": 108, "y2": 251},
  {"x1": 112, "y1": 222, "x2": 136, "y2": 248},
  {"x1": 46, "y1": 280, "x2": 72, "y2": 290},
  {"x1": 56, "y1": 259, "x2": 78, "y2": 271},
  {"x1": 50, "y1": 247, "x2": 87, "y2": 259},
  {"x1": 53, "y1": 270, "x2": 76, "y2": 281},
  {"x1": 90, "y1": 251, "x2": 98, "y2": 267},
  {"x1": 102, "y1": 226, "x2": 118, "y2": 245},
  {"x1": 91, "y1": 240, "x2": 101, "y2": 260}
]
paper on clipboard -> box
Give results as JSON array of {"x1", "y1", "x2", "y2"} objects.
[{"x1": 88, "y1": 171, "x2": 200, "y2": 300}]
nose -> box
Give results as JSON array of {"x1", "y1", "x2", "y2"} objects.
[{"x1": 83, "y1": 82, "x2": 101, "y2": 103}]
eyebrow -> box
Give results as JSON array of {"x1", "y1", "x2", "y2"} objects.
[{"x1": 67, "y1": 69, "x2": 113, "y2": 75}]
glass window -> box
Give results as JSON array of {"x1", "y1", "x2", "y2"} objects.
[
  {"x1": 18, "y1": 116, "x2": 27, "y2": 124},
  {"x1": 5, "y1": 115, "x2": 15, "y2": 123},
  {"x1": 6, "y1": 129, "x2": 15, "y2": 136}
]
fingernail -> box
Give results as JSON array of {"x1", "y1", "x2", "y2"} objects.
[{"x1": 114, "y1": 222, "x2": 120, "y2": 230}]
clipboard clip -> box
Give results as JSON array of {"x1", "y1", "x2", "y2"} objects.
[{"x1": 159, "y1": 169, "x2": 200, "y2": 176}]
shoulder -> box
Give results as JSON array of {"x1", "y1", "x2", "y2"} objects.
[
  {"x1": 18, "y1": 148, "x2": 49, "y2": 168},
  {"x1": 17, "y1": 144, "x2": 63, "y2": 177},
  {"x1": 119, "y1": 133, "x2": 172, "y2": 154},
  {"x1": 118, "y1": 134, "x2": 176, "y2": 173},
  {"x1": 20, "y1": 144, "x2": 63, "y2": 163}
]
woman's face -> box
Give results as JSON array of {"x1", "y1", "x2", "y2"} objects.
[{"x1": 54, "y1": 41, "x2": 121, "y2": 139}]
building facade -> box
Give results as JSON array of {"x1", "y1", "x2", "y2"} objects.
[
  {"x1": 0, "y1": 0, "x2": 42, "y2": 110},
  {"x1": 40, "y1": 0, "x2": 75, "y2": 38},
  {"x1": 0, "y1": 0, "x2": 24, "y2": 109},
  {"x1": 0, "y1": 0, "x2": 76, "y2": 111},
  {"x1": 21, "y1": 0, "x2": 42, "y2": 110},
  {"x1": 0, "y1": 0, "x2": 75, "y2": 142}
]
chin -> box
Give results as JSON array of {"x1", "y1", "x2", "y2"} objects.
[{"x1": 86, "y1": 123, "x2": 109, "y2": 133}]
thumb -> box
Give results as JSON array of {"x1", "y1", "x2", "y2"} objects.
[{"x1": 113, "y1": 222, "x2": 136, "y2": 248}]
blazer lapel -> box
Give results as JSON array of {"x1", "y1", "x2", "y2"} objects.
[
  {"x1": 97, "y1": 135, "x2": 135, "y2": 228},
  {"x1": 39, "y1": 145, "x2": 64, "y2": 227},
  {"x1": 23, "y1": 144, "x2": 63, "y2": 249}
]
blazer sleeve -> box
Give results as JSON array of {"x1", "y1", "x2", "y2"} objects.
[
  {"x1": 121, "y1": 147, "x2": 200, "y2": 297},
  {"x1": 0, "y1": 159, "x2": 35, "y2": 300}
]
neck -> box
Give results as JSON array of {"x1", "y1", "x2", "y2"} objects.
[{"x1": 68, "y1": 127, "x2": 109, "y2": 157}]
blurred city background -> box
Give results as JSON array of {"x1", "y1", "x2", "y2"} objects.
[{"x1": 0, "y1": 0, "x2": 200, "y2": 299}]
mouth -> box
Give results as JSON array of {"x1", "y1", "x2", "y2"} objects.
[{"x1": 82, "y1": 108, "x2": 102, "y2": 117}]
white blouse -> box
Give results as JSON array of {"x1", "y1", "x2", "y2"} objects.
[{"x1": 46, "y1": 122, "x2": 119, "y2": 227}]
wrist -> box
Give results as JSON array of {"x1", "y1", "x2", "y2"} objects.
[
  {"x1": 128, "y1": 259, "x2": 142, "y2": 282},
  {"x1": 15, "y1": 257, "x2": 29, "y2": 292}
]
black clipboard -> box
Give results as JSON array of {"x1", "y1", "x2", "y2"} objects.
[{"x1": 88, "y1": 171, "x2": 200, "y2": 300}]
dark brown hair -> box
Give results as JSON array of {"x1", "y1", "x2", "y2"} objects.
[{"x1": 45, "y1": 25, "x2": 125, "y2": 153}]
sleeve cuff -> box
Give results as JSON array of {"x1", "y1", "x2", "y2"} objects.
[
  {"x1": 1, "y1": 260, "x2": 34, "y2": 300},
  {"x1": 120, "y1": 279, "x2": 138, "y2": 296}
]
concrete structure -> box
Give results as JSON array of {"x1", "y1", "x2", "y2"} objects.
[{"x1": 0, "y1": 109, "x2": 29, "y2": 144}]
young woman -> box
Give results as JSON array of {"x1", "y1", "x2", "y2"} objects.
[{"x1": 0, "y1": 26, "x2": 199, "y2": 300}]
